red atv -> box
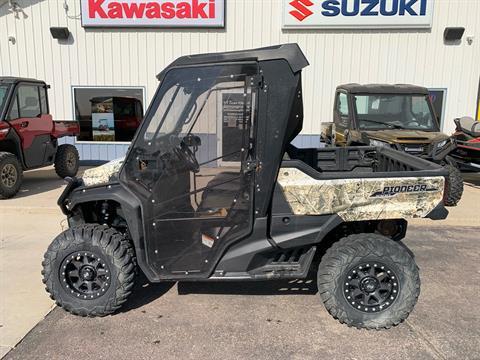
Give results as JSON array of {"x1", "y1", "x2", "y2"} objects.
[
  {"x1": 0, "y1": 77, "x2": 80, "y2": 198},
  {"x1": 451, "y1": 116, "x2": 480, "y2": 171}
]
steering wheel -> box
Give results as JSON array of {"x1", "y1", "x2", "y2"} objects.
[{"x1": 174, "y1": 141, "x2": 200, "y2": 173}]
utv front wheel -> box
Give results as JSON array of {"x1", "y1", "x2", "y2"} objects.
[
  {"x1": 55, "y1": 144, "x2": 79, "y2": 178},
  {"x1": 443, "y1": 164, "x2": 463, "y2": 207},
  {"x1": 0, "y1": 152, "x2": 23, "y2": 199},
  {"x1": 42, "y1": 225, "x2": 135, "y2": 317},
  {"x1": 317, "y1": 233, "x2": 420, "y2": 330}
]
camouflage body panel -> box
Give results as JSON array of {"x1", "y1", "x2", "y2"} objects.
[
  {"x1": 277, "y1": 168, "x2": 444, "y2": 221},
  {"x1": 82, "y1": 158, "x2": 124, "y2": 187}
]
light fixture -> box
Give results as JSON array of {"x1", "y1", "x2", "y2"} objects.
[
  {"x1": 444, "y1": 27, "x2": 465, "y2": 42},
  {"x1": 50, "y1": 27, "x2": 70, "y2": 40}
]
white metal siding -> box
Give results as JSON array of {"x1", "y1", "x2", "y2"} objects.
[{"x1": 0, "y1": 0, "x2": 479, "y2": 156}]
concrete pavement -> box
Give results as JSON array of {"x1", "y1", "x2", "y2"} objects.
[
  {"x1": 0, "y1": 167, "x2": 88, "y2": 358},
  {"x1": 0, "y1": 168, "x2": 479, "y2": 359},
  {"x1": 4, "y1": 225, "x2": 480, "y2": 360}
]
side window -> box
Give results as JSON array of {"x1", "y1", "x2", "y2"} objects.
[
  {"x1": 335, "y1": 92, "x2": 349, "y2": 127},
  {"x1": 8, "y1": 95, "x2": 20, "y2": 120},
  {"x1": 336, "y1": 93, "x2": 349, "y2": 117},
  {"x1": 17, "y1": 85, "x2": 41, "y2": 118},
  {"x1": 40, "y1": 87, "x2": 48, "y2": 114}
]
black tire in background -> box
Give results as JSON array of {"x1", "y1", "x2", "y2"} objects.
[
  {"x1": 42, "y1": 224, "x2": 136, "y2": 317},
  {"x1": 443, "y1": 164, "x2": 464, "y2": 207},
  {"x1": 54, "y1": 144, "x2": 79, "y2": 178},
  {"x1": 0, "y1": 151, "x2": 23, "y2": 199},
  {"x1": 317, "y1": 233, "x2": 420, "y2": 330}
]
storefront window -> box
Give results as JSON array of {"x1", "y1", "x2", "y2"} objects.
[{"x1": 74, "y1": 87, "x2": 144, "y2": 142}]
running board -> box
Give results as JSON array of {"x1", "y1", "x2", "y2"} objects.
[{"x1": 248, "y1": 246, "x2": 316, "y2": 279}]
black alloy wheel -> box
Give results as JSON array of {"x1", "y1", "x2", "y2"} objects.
[
  {"x1": 60, "y1": 251, "x2": 111, "y2": 300},
  {"x1": 343, "y1": 262, "x2": 399, "y2": 313}
]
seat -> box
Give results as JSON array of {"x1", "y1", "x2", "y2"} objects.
[
  {"x1": 456, "y1": 117, "x2": 480, "y2": 137},
  {"x1": 197, "y1": 171, "x2": 246, "y2": 213}
]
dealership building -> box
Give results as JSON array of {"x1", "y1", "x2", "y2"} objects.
[{"x1": 0, "y1": 0, "x2": 479, "y2": 161}]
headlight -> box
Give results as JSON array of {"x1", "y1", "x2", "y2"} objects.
[
  {"x1": 436, "y1": 140, "x2": 448, "y2": 148},
  {"x1": 369, "y1": 139, "x2": 390, "y2": 148}
]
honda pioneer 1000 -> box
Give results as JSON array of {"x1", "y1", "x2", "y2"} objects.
[{"x1": 43, "y1": 44, "x2": 449, "y2": 330}]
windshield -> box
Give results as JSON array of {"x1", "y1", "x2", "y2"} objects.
[
  {"x1": 0, "y1": 85, "x2": 10, "y2": 113},
  {"x1": 354, "y1": 94, "x2": 438, "y2": 131}
]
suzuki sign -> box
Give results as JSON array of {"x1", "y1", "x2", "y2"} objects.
[
  {"x1": 81, "y1": 0, "x2": 225, "y2": 28},
  {"x1": 283, "y1": 0, "x2": 434, "y2": 29}
]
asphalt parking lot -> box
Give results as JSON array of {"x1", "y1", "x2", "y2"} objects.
[{"x1": 1, "y1": 169, "x2": 480, "y2": 360}]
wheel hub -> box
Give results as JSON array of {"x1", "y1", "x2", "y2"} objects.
[
  {"x1": 360, "y1": 277, "x2": 379, "y2": 293},
  {"x1": 60, "y1": 251, "x2": 111, "y2": 300},
  {"x1": 66, "y1": 153, "x2": 75, "y2": 169},
  {"x1": 343, "y1": 262, "x2": 399, "y2": 313},
  {"x1": 1, "y1": 164, "x2": 17, "y2": 188},
  {"x1": 80, "y1": 265, "x2": 96, "y2": 281}
]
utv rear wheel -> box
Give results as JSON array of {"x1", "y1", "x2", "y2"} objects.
[
  {"x1": 42, "y1": 225, "x2": 135, "y2": 317},
  {"x1": 317, "y1": 233, "x2": 420, "y2": 330},
  {"x1": 443, "y1": 164, "x2": 463, "y2": 207},
  {"x1": 55, "y1": 144, "x2": 79, "y2": 178},
  {"x1": 0, "y1": 152, "x2": 23, "y2": 199}
]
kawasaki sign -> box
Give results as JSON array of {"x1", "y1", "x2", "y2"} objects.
[
  {"x1": 283, "y1": 0, "x2": 434, "y2": 29},
  {"x1": 81, "y1": 0, "x2": 225, "y2": 27}
]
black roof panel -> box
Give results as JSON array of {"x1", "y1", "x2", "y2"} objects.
[
  {"x1": 337, "y1": 83, "x2": 429, "y2": 95},
  {"x1": 157, "y1": 43, "x2": 309, "y2": 79},
  {"x1": 0, "y1": 77, "x2": 46, "y2": 85}
]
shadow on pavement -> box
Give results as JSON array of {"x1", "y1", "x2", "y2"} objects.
[
  {"x1": 462, "y1": 172, "x2": 480, "y2": 187},
  {"x1": 177, "y1": 277, "x2": 318, "y2": 296},
  {"x1": 120, "y1": 274, "x2": 175, "y2": 313},
  {"x1": 15, "y1": 168, "x2": 65, "y2": 198}
]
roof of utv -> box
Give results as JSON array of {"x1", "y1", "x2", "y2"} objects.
[
  {"x1": 337, "y1": 83, "x2": 429, "y2": 95},
  {"x1": 0, "y1": 77, "x2": 45, "y2": 85},
  {"x1": 157, "y1": 43, "x2": 309, "y2": 79}
]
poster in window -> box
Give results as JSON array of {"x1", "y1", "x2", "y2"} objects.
[{"x1": 92, "y1": 98, "x2": 115, "y2": 141}]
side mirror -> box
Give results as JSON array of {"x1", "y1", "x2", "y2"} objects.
[{"x1": 182, "y1": 134, "x2": 201, "y2": 147}]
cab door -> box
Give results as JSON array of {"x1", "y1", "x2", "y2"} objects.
[
  {"x1": 7, "y1": 84, "x2": 53, "y2": 168},
  {"x1": 333, "y1": 91, "x2": 351, "y2": 146},
  {"x1": 120, "y1": 63, "x2": 259, "y2": 279}
]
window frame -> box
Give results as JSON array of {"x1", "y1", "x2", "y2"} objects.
[
  {"x1": 71, "y1": 85, "x2": 146, "y2": 144},
  {"x1": 5, "y1": 82, "x2": 48, "y2": 120},
  {"x1": 334, "y1": 90, "x2": 350, "y2": 127}
]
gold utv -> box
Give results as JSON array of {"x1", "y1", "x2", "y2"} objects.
[{"x1": 321, "y1": 84, "x2": 463, "y2": 206}]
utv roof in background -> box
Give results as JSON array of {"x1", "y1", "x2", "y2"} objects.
[
  {"x1": 337, "y1": 83, "x2": 429, "y2": 95},
  {"x1": 0, "y1": 77, "x2": 46, "y2": 85},
  {"x1": 157, "y1": 43, "x2": 309, "y2": 79}
]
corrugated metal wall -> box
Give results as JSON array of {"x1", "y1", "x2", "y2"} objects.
[{"x1": 1, "y1": 0, "x2": 479, "y2": 160}]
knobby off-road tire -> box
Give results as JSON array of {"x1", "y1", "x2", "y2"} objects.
[
  {"x1": 42, "y1": 224, "x2": 136, "y2": 317},
  {"x1": 317, "y1": 233, "x2": 420, "y2": 330},
  {"x1": 54, "y1": 144, "x2": 79, "y2": 178},
  {"x1": 0, "y1": 152, "x2": 23, "y2": 199},
  {"x1": 443, "y1": 164, "x2": 464, "y2": 207}
]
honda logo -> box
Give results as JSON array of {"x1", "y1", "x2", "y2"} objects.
[{"x1": 289, "y1": 0, "x2": 314, "y2": 21}]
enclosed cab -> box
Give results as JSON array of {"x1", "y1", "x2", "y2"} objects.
[
  {"x1": 321, "y1": 84, "x2": 464, "y2": 206},
  {"x1": 0, "y1": 77, "x2": 80, "y2": 198},
  {"x1": 43, "y1": 45, "x2": 449, "y2": 330}
]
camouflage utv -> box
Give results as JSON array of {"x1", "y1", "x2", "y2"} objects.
[
  {"x1": 43, "y1": 44, "x2": 450, "y2": 330},
  {"x1": 321, "y1": 84, "x2": 463, "y2": 206}
]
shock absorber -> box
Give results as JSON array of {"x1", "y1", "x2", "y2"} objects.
[{"x1": 99, "y1": 201, "x2": 112, "y2": 225}]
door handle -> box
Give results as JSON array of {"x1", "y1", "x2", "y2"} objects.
[{"x1": 20, "y1": 121, "x2": 29, "y2": 128}]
